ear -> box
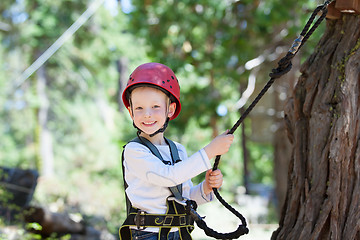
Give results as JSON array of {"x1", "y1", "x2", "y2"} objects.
[
  {"x1": 167, "y1": 102, "x2": 176, "y2": 118},
  {"x1": 127, "y1": 107, "x2": 134, "y2": 120}
]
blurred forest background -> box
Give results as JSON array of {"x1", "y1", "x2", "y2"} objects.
[{"x1": 0, "y1": 0, "x2": 327, "y2": 239}]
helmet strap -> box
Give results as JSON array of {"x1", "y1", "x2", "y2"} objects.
[
  {"x1": 149, "y1": 117, "x2": 169, "y2": 137},
  {"x1": 133, "y1": 121, "x2": 142, "y2": 136},
  {"x1": 132, "y1": 117, "x2": 170, "y2": 138}
]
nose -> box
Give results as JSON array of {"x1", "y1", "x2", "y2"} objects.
[{"x1": 144, "y1": 108, "x2": 152, "y2": 118}]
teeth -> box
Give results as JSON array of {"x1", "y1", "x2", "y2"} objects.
[{"x1": 143, "y1": 121, "x2": 155, "y2": 125}]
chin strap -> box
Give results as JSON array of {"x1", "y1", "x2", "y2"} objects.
[
  {"x1": 133, "y1": 117, "x2": 170, "y2": 137},
  {"x1": 133, "y1": 122, "x2": 142, "y2": 136},
  {"x1": 149, "y1": 117, "x2": 170, "y2": 137}
]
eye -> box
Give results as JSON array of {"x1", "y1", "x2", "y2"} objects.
[
  {"x1": 135, "y1": 106, "x2": 143, "y2": 110},
  {"x1": 153, "y1": 105, "x2": 161, "y2": 108}
]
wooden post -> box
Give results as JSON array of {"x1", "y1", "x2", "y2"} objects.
[
  {"x1": 335, "y1": 0, "x2": 360, "y2": 13},
  {"x1": 327, "y1": 2, "x2": 342, "y2": 19}
]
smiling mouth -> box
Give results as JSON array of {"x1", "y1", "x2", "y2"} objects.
[{"x1": 142, "y1": 121, "x2": 156, "y2": 126}]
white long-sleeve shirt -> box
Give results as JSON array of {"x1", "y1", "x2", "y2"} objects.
[{"x1": 123, "y1": 140, "x2": 214, "y2": 215}]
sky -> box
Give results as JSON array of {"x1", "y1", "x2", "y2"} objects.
[{"x1": 105, "y1": 0, "x2": 133, "y2": 14}]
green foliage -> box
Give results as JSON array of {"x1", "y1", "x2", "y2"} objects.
[
  {"x1": 1, "y1": 0, "x2": 142, "y2": 236},
  {"x1": 127, "y1": 0, "x2": 325, "y2": 135},
  {"x1": 248, "y1": 142, "x2": 274, "y2": 185},
  {"x1": 0, "y1": 0, "x2": 331, "y2": 237}
]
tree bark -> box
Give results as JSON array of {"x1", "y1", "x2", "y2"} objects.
[
  {"x1": 272, "y1": 14, "x2": 360, "y2": 240},
  {"x1": 273, "y1": 48, "x2": 300, "y2": 217}
]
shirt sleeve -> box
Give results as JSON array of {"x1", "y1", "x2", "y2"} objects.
[
  {"x1": 189, "y1": 181, "x2": 214, "y2": 205},
  {"x1": 124, "y1": 142, "x2": 211, "y2": 187}
]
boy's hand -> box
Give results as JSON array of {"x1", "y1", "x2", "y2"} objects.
[
  {"x1": 203, "y1": 169, "x2": 223, "y2": 195},
  {"x1": 204, "y1": 130, "x2": 234, "y2": 159}
]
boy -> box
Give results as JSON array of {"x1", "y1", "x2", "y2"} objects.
[{"x1": 119, "y1": 62, "x2": 234, "y2": 240}]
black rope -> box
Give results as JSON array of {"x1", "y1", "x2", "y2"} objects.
[{"x1": 195, "y1": 1, "x2": 333, "y2": 239}]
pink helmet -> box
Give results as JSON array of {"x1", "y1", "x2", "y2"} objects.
[{"x1": 122, "y1": 63, "x2": 181, "y2": 120}]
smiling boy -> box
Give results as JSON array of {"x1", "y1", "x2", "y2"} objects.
[{"x1": 119, "y1": 63, "x2": 234, "y2": 240}]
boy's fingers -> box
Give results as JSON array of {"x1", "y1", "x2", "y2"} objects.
[{"x1": 210, "y1": 169, "x2": 221, "y2": 175}]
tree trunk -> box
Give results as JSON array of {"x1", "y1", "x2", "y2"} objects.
[
  {"x1": 273, "y1": 78, "x2": 293, "y2": 217},
  {"x1": 273, "y1": 48, "x2": 300, "y2": 217},
  {"x1": 116, "y1": 57, "x2": 129, "y2": 112},
  {"x1": 272, "y1": 14, "x2": 360, "y2": 240},
  {"x1": 36, "y1": 63, "x2": 54, "y2": 177}
]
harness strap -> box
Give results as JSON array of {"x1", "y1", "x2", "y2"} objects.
[
  {"x1": 125, "y1": 207, "x2": 193, "y2": 228},
  {"x1": 119, "y1": 198, "x2": 194, "y2": 240},
  {"x1": 160, "y1": 198, "x2": 193, "y2": 240},
  {"x1": 130, "y1": 211, "x2": 192, "y2": 228},
  {"x1": 164, "y1": 138, "x2": 183, "y2": 201},
  {"x1": 121, "y1": 149, "x2": 132, "y2": 216},
  {"x1": 133, "y1": 136, "x2": 184, "y2": 202}
]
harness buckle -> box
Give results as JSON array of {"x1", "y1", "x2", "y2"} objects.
[
  {"x1": 185, "y1": 200, "x2": 203, "y2": 222},
  {"x1": 163, "y1": 216, "x2": 174, "y2": 226},
  {"x1": 189, "y1": 208, "x2": 203, "y2": 222},
  {"x1": 134, "y1": 210, "x2": 146, "y2": 230},
  {"x1": 179, "y1": 215, "x2": 186, "y2": 226},
  {"x1": 168, "y1": 196, "x2": 187, "y2": 206}
]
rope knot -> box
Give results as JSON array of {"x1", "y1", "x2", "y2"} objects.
[{"x1": 269, "y1": 53, "x2": 294, "y2": 79}]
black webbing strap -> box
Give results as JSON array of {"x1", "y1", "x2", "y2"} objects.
[
  {"x1": 121, "y1": 149, "x2": 132, "y2": 216},
  {"x1": 121, "y1": 136, "x2": 184, "y2": 214},
  {"x1": 165, "y1": 138, "x2": 183, "y2": 201},
  {"x1": 125, "y1": 207, "x2": 193, "y2": 228},
  {"x1": 133, "y1": 136, "x2": 184, "y2": 201}
]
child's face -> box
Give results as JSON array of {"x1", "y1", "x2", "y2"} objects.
[{"x1": 128, "y1": 87, "x2": 176, "y2": 136}]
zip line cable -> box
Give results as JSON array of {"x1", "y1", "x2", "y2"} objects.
[
  {"x1": 15, "y1": 0, "x2": 105, "y2": 88},
  {"x1": 193, "y1": 0, "x2": 334, "y2": 239}
]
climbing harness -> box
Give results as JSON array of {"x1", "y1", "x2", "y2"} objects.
[
  {"x1": 120, "y1": 136, "x2": 197, "y2": 239},
  {"x1": 120, "y1": 1, "x2": 334, "y2": 239},
  {"x1": 120, "y1": 199, "x2": 197, "y2": 240}
]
